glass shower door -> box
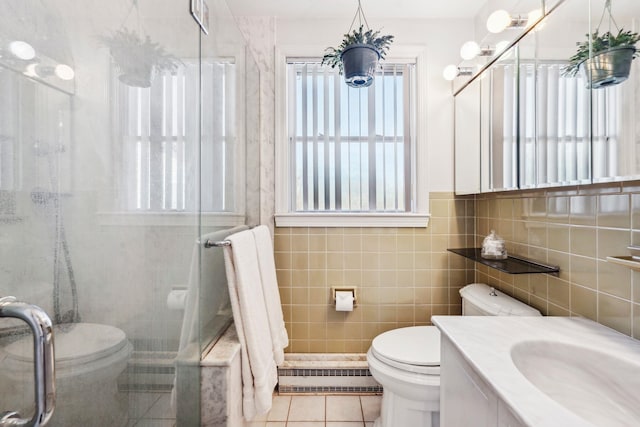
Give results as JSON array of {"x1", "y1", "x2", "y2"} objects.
[{"x1": 0, "y1": 0, "x2": 204, "y2": 425}]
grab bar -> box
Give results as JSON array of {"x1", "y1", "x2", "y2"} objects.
[{"x1": 0, "y1": 296, "x2": 55, "y2": 427}]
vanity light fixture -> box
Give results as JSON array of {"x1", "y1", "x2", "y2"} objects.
[
  {"x1": 443, "y1": 65, "x2": 475, "y2": 81},
  {"x1": 22, "y1": 63, "x2": 75, "y2": 81}
]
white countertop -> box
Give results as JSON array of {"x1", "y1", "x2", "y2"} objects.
[{"x1": 432, "y1": 316, "x2": 640, "y2": 427}]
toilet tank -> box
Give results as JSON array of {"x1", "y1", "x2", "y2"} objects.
[{"x1": 459, "y1": 283, "x2": 541, "y2": 316}]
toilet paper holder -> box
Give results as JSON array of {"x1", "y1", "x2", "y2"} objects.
[{"x1": 331, "y1": 287, "x2": 357, "y2": 307}]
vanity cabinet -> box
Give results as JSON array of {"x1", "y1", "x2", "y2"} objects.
[
  {"x1": 441, "y1": 335, "x2": 526, "y2": 427},
  {"x1": 453, "y1": 0, "x2": 640, "y2": 195}
]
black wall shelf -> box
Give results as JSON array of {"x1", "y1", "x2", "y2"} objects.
[{"x1": 448, "y1": 248, "x2": 560, "y2": 275}]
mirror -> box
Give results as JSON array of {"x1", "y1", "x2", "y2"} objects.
[
  {"x1": 0, "y1": 2, "x2": 75, "y2": 95},
  {"x1": 0, "y1": 66, "x2": 73, "y2": 220},
  {"x1": 531, "y1": 0, "x2": 591, "y2": 187},
  {"x1": 488, "y1": 45, "x2": 519, "y2": 191},
  {"x1": 588, "y1": 0, "x2": 640, "y2": 182},
  {"x1": 454, "y1": 79, "x2": 481, "y2": 195},
  {"x1": 454, "y1": 0, "x2": 640, "y2": 194}
]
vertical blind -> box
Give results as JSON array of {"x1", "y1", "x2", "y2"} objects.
[
  {"x1": 490, "y1": 63, "x2": 518, "y2": 190},
  {"x1": 522, "y1": 62, "x2": 591, "y2": 187},
  {"x1": 493, "y1": 61, "x2": 626, "y2": 188},
  {"x1": 287, "y1": 61, "x2": 415, "y2": 212},
  {"x1": 118, "y1": 59, "x2": 236, "y2": 212}
]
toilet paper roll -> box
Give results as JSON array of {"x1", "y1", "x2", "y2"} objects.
[
  {"x1": 167, "y1": 289, "x2": 188, "y2": 310},
  {"x1": 335, "y1": 290, "x2": 354, "y2": 312}
]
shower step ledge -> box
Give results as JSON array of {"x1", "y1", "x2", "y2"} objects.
[{"x1": 282, "y1": 353, "x2": 368, "y2": 369}]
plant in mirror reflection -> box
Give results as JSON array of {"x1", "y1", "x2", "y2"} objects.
[
  {"x1": 97, "y1": 28, "x2": 180, "y2": 88},
  {"x1": 563, "y1": 29, "x2": 640, "y2": 77}
]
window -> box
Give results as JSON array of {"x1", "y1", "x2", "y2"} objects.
[
  {"x1": 286, "y1": 60, "x2": 416, "y2": 214},
  {"x1": 115, "y1": 59, "x2": 239, "y2": 214}
]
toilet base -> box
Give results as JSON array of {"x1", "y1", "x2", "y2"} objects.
[{"x1": 375, "y1": 389, "x2": 440, "y2": 427}]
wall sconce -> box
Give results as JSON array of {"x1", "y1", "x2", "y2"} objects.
[
  {"x1": 486, "y1": 9, "x2": 542, "y2": 33},
  {"x1": 443, "y1": 65, "x2": 475, "y2": 81}
]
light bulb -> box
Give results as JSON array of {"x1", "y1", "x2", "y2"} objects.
[
  {"x1": 9, "y1": 41, "x2": 36, "y2": 60},
  {"x1": 487, "y1": 10, "x2": 511, "y2": 33},
  {"x1": 527, "y1": 9, "x2": 543, "y2": 27},
  {"x1": 494, "y1": 40, "x2": 510, "y2": 55},
  {"x1": 24, "y1": 63, "x2": 39, "y2": 77},
  {"x1": 443, "y1": 64, "x2": 459, "y2": 81},
  {"x1": 460, "y1": 41, "x2": 480, "y2": 60},
  {"x1": 55, "y1": 64, "x2": 75, "y2": 80}
]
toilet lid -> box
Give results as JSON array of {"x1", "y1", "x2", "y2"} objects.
[
  {"x1": 371, "y1": 326, "x2": 440, "y2": 372},
  {"x1": 4, "y1": 323, "x2": 129, "y2": 365}
]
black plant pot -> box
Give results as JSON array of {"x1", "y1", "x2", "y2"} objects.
[
  {"x1": 341, "y1": 44, "x2": 380, "y2": 88},
  {"x1": 580, "y1": 46, "x2": 636, "y2": 89}
]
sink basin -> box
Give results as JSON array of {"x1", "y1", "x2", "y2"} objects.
[{"x1": 511, "y1": 340, "x2": 640, "y2": 426}]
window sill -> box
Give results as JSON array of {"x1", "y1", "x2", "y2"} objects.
[
  {"x1": 274, "y1": 213, "x2": 430, "y2": 228},
  {"x1": 97, "y1": 212, "x2": 245, "y2": 227}
]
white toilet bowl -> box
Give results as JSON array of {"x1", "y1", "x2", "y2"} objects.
[
  {"x1": 0, "y1": 323, "x2": 132, "y2": 427},
  {"x1": 367, "y1": 283, "x2": 541, "y2": 427},
  {"x1": 367, "y1": 326, "x2": 441, "y2": 427}
]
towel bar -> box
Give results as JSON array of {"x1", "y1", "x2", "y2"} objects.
[
  {"x1": 203, "y1": 225, "x2": 258, "y2": 248},
  {"x1": 204, "y1": 239, "x2": 231, "y2": 248}
]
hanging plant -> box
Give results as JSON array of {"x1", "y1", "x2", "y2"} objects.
[
  {"x1": 563, "y1": 0, "x2": 640, "y2": 88},
  {"x1": 321, "y1": 1, "x2": 394, "y2": 88},
  {"x1": 98, "y1": 28, "x2": 180, "y2": 88}
]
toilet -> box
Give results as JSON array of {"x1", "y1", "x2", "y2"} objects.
[
  {"x1": 366, "y1": 283, "x2": 541, "y2": 427},
  {"x1": 0, "y1": 286, "x2": 132, "y2": 426}
]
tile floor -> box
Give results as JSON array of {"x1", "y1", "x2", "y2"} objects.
[
  {"x1": 125, "y1": 392, "x2": 381, "y2": 427},
  {"x1": 127, "y1": 392, "x2": 176, "y2": 427},
  {"x1": 245, "y1": 395, "x2": 382, "y2": 427}
]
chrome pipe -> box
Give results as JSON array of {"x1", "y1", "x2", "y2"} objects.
[{"x1": 0, "y1": 296, "x2": 55, "y2": 427}]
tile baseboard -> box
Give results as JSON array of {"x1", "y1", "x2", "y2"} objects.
[{"x1": 278, "y1": 354, "x2": 382, "y2": 395}]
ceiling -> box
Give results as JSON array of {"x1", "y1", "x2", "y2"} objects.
[{"x1": 226, "y1": 0, "x2": 486, "y2": 20}]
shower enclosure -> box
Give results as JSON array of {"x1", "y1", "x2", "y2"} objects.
[{"x1": 0, "y1": 0, "x2": 258, "y2": 425}]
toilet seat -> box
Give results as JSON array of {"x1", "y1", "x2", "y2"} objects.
[
  {"x1": 370, "y1": 326, "x2": 440, "y2": 375},
  {"x1": 3, "y1": 323, "x2": 131, "y2": 375}
]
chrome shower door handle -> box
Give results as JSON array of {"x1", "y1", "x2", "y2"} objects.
[{"x1": 0, "y1": 296, "x2": 55, "y2": 427}]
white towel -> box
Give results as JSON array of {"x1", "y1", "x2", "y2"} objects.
[
  {"x1": 224, "y1": 229, "x2": 278, "y2": 420},
  {"x1": 252, "y1": 225, "x2": 289, "y2": 365}
]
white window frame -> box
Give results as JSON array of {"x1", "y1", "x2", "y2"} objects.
[
  {"x1": 275, "y1": 45, "x2": 430, "y2": 228},
  {"x1": 98, "y1": 55, "x2": 246, "y2": 228}
]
